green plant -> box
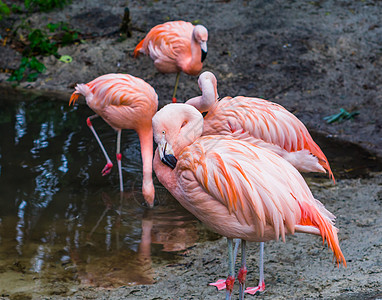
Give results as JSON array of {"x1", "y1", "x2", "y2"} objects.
[
  {"x1": 3, "y1": 0, "x2": 78, "y2": 83},
  {"x1": 24, "y1": 28, "x2": 59, "y2": 57},
  {"x1": 8, "y1": 21, "x2": 79, "y2": 83},
  {"x1": 8, "y1": 56, "x2": 46, "y2": 82},
  {"x1": 24, "y1": 0, "x2": 71, "y2": 12},
  {"x1": 0, "y1": 0, "x2": 10, "y2": 20},
  {"x1": 47, "y1": 22, "x2": 80, "y2": 46}
]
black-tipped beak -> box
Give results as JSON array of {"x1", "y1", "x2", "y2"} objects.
[
  {"x1": 201, "y1": 49, "x2": 207, "y2": 62},
  {"x1": 161, "y1": 154, "x2": 177, "y2": 169},
  {"x1": 200, "y1": 41, "x2": 207, "y2": 62},
  {"x1": 158, "y1": 140, "x2": 177, "y2": 169}
]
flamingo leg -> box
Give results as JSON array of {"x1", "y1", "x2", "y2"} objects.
[
  {"x1": 116, "y1": 129, "x2": 124, "y2": 192},
  {"x1": 86, "y1": 114, "x2": 113, "y2": 176},
  {"x1": 238, "y1": 240, "x2": 247, "y2": 300},
  {"x1": 172, "y1": 72, "x2": 180, "y2": 103},
  {"x1": 245, "y1": 242, "x2": 265, "y2": 295},
  {"x1": 225, "y1": 238, "x2": 235, "y2": 300},
  {"x1": 209, "y1": 239, "x2": 240, "y2": 291}
]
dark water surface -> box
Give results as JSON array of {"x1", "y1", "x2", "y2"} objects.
[
  {"x1": 0, "y1": 93, "x2": 219, "y2": 297},
  {"x1": 0, "y1": 91, "x2": 381, "y2": 298}
]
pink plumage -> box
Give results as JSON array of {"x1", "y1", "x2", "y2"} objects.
[
  {"x1": 134, "y1": 21, "x2": 208, "y2": 102},
  {"x1": 70, "y1": 73, "x2": 158, "y2": 207},
  {"x1": 186, "y1": 71, "x2": 335, "y2": 182},
  {"x1": 152, "y1": 103, "x2": 345, "y2": 296}
]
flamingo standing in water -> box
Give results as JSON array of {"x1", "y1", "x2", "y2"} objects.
[
  {"x1": 134, "y1": 21, "x2": 208, "y2": 103},
  {"x1": 152, "y1": 103, "x2": 346, "y2": 299},
  {"x1": 69, "y1": 73, "x2": 158, "y2": 207},
  {"x1": 185, "y1": 71, "x2": 336, "y2": 294}
]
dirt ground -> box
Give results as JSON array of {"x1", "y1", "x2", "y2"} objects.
[{"x1": 0, "y1": 0, "x2": 382, "y2": 299}]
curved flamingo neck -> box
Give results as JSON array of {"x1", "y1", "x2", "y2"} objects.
[
  {"x1": 185, "y1": 78, "x2": 217, "y2": 113},
  {"x1": 180, "y1": 32, "x2": 203, "y2": 76}
]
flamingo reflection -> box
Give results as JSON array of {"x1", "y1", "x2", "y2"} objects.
[{"x1": 70, "y1": 191, "x2": 202, "y2": 288}]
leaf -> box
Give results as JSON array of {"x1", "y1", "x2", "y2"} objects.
[
  {"x1": 27, "y1": 72, "x2": 39, "y2": 81},
  {"x1": 47, "y1": 22, "x2": 60, "y2": 32},
  {"x1": 0, "y1": 1, "x2": 10, "y2": 18},
  {"x1": 59, "y1": 55, "x2": 72, "y2": 63}
]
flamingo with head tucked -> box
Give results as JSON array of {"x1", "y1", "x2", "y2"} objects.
[
  {"x1": 70, "y1": 73, "x2": 158, "y2": 208},
  {"x1": 134, "y1": 21, "x2": 208, "y2": 103},
  {"x1": 186, "y1": 71, "x2": 335, "y2": 180},
  {"x1": 152, "y1": 103, "x2": 346, "y2": 299},
  {"x1": 185, "y1": 71, "x2": 336, "y2": 294}
]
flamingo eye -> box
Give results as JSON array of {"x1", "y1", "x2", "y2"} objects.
[
  {"x1": 181, "y1": 121, "x2": 187, "y2": 128},
  {"x1": 162, "y1": 130, "x2": 166, "y2": 134}
]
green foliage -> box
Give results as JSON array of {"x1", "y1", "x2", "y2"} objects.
[
  {"x1": 8, "y1": 56, "x2": 46, "y2": 82},
  {"x1": 10, "y1": 4, "x2": 23, "y2": 13},
  {"x1": 3, "y1": 0, "x2": 78, "y2": 83},
  {"x1": 24, "y1": 0, "x2": 71, "y2": 12},
  {"x1": 8, "y1": 22, "x2": 79, "y2": 83},
  {"x1": 25, "y1": 28, "x2": 59, "y2": 56},
  {"x1": 47, "y1": 22, "x2": 79, "y2": 46},
  {"x1": 0, "y1": 0, "x2": 10, "y2": 20}
]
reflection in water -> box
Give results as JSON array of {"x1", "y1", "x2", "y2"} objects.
[
  {"x1": 14, "y1": 102, "x2": 27, "y2": 144},
  {"x1": 16, "y1": 200, "x2": 27, "y2": 255},
  {"x1": 0, "y1": 95, "x2": 218, "y2": 297},
  {"x1": 1, "y1": 93, "x2": 380, "y2": 297}
]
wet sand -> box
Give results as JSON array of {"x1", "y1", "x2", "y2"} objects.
[{"x1": 0, "y1": 0, "x2": 382, "y2": 299}]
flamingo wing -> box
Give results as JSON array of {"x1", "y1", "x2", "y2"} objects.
[
  {"x1": 176, "y1": 135, "x2": 345, "y2": 265},
  {"x1": 71, "y1": 74, "x2": 158, "y2": 130},
  {"x1": 204, "y1": 96, "x2": 334, "y2": 180},
  {"x1": 177, "y1": 135, "x2": 311, "y2": 240}
]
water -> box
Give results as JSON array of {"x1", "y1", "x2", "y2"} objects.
[
  {"x1": 0, "y1": 92, "x2": 219, "y2": 297},
  {"x1": 0, "y1": 91, "x2": 381, "y2": 298}
]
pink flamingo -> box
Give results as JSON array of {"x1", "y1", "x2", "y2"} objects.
[
  {"x1": 186, "y1": 71, "x2": 336, "y2": 294},
  {"x1": 134, "y1": 21, "x2": 208, "y2": 103},
  {"x1": 152, "y1": 103, "x2": 346, "y2": 299},
  {"x1": 186, "y1": 71, "x2": 335, "y2": 180},
  {"x1": 69, "y1": 73, "x2": 158, "y2": 207}
]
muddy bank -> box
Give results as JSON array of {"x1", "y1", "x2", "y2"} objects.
[
  {"x1": 1, "y1": 0, "x2": 382, "y2": 157},
  {"x1": 0, "y1": 0, "x2": 382, "y2": 299}
]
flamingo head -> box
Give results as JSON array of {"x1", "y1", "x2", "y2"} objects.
[
  {"x1": 142, "y1": 179, "x2": 155, "y2": 208},
  {"x1": 152, "y1": 103, "x2": 204, "y2": 169},
  {"x1": 193, "y1": 25, "x2": 208, "y2": 62}
]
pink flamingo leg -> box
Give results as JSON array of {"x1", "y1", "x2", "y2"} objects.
[
  {"x1": 116, "y1": 129, "x2": 124, "y2": 192},
  {"x1": 225, "y1": 238, "x2": 235, "y2": 300},
  {"x1": 172, "y1": 72, "x2": 180, "y2": 103},
  {"x1": 245, "y1": 242, "x2": 265, "y2": 295},
  {"x1": 238, "y1": 240, "x2": 247, "y2": 300},
  {"x1": 86, "y1": 115, "x2": 113, "y2": 176},
  {"x1": 209, "y1": 239, "x2": 240, "y2": 291}
]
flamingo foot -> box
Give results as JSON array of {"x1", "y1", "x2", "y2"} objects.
[
  {"x1": 244, "y1": 281, "x2": 265, "y2": 295},
  {"x1": 101, "y1": 162, "x2": 113, "y2": 176},
  {"x1": 172, "y1": 97, "x2": 177, "y2": 103},
  {"x1": 209, "y1": 279, "x2": 226, "y2": 291}
]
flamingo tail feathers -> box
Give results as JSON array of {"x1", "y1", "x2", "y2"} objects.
[
  {"x1": 306, "y1": 139, "x2": 335, "y2": 183},
  {"x1": 69, "y1": 84, "x2": 92, "y2": 105},
  {"x1": 296, "y1": 201, "x2": 346, "y2": 267},
  {"x1": 134, "y1": 38, "x2": 145, "y2": 58}
]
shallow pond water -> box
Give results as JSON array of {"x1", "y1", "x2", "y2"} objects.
[
  {"x1": 0, "y1": 93, "x2": 219, "y2": 297},
  {"x1": 0, "y1": 92, "x2": 381, "y2": 298}
]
